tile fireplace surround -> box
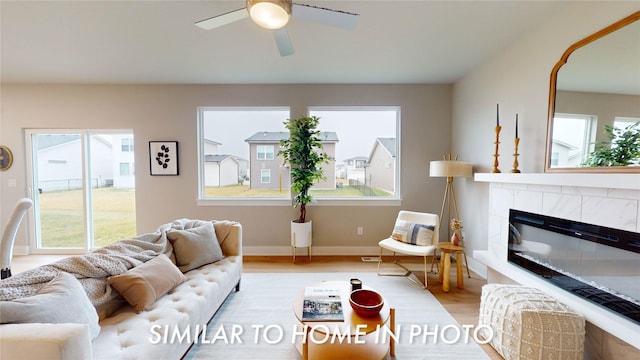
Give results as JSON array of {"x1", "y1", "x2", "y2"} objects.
[{"x1": 474, "y1": 173, "x2": 640, "y2": 359}]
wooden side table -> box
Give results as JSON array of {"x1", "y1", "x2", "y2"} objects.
[{"x1": 437, "y1": 242, "x2": 465, "y2": 292}]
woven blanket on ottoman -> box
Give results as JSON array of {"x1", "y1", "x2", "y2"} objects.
[{"x1": 478, "y1": 284, "x2": 585, "y2": 360}]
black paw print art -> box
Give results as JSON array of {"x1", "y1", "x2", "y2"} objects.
[{"x1": 155, "y1": 145, "x2": 172, "y2": 169}]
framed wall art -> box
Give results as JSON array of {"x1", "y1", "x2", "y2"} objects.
[
  {"x1": 149, "y1": 141, "x2": 179, "y2": 176},
  {"x1": 0, "y1": 145, "x2": 14, "y2": 171}
]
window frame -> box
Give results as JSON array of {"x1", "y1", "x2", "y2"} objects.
[
  {"x1": 257, "y1": 145, "x2": 275, "y2": 160},
  {"x1": 24, "y1": 128, "x2": 136, "y2": 254},
  {"x1": 196, "y1": 106, "x2": 401, "y2": 207},
  {"x1": 551, "y1": 113, "x2": 597, "y2": 167},
  {"x1": 197, "y1": 106, "x2": 292, "y2": 206}
]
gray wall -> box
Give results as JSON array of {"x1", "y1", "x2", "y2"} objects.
[{"x1": 0, "y1": 84, "x2": 451, "y2": 253}]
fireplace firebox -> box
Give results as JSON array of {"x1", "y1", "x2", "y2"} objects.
[{"x1": 508, "y1": 209, "x2": 640, "y2": 324}]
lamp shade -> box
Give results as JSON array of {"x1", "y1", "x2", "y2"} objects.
[
  {"x1": 429, "y1": 160, "x2": 473, "y2": 178},
  {"x1": 247, "y1": 0, "x2": 292, "y2": 29}
]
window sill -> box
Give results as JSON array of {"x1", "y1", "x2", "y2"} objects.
[{"x1": 197, "y1": 198, "x2": 402, "y2": 207}]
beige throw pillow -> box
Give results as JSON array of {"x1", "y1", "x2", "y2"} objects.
[
  {"x1": 0, "y1": 271, "x2": 101, "y2": 340},
  {"x1": 391, "y1": 219, "x2": 435, "y2": 246},
  {"x1": 107, "y1": 254, "x2": 187, "y2": 313},
  {"x1": 167, "y1": 221, "x2": 224, "y2": 272}
]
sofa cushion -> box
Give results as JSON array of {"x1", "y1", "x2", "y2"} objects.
[
  {"x1": 0, "y1": 271, "x2": 100, "y2": 340},
  {"x1": 167, "y1": 221, "x2": 224, "y2": 272},
  {"x1": 107, "y1": 254, "x2": 186, "y2": 313},
  {"x1": 391, "y1": 219, "x2": 435, "y2": 246}
]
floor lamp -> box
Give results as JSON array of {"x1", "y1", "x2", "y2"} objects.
[{"x1": 429, "y1": 156, "x2": 472, "y2": 277}]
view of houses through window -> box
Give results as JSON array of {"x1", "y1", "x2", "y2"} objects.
[
  {"x1": 198, "y1": 107, "x2": 399, "y2": 200},
  {"x1": 550, "y1": 113, "x2": 596, "y2": 167},
  {"x1": 25, "y1": 130, "x2": 136, "y2": 251}
]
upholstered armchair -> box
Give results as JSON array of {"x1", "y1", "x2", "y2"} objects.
[{"x1": 377, "y1": 210, "x2": 439, "y2": 288}]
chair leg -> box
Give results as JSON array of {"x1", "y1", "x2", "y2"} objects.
[
  {"x1": 1, "y1": 268, "x2": 11, "y2": 279},
  {"x1": 423, "y1": 255, "x2": 428, "y2": 288},
  {"x1": 430, "y1": 250, "x2": 440, "y2": 274},
  {"x1": 377, "y1": 248, "x2": 410, "y2": 277}
]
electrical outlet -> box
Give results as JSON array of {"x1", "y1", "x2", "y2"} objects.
[{"x1": 357, "y1": 226, "x2": 363, "y2": 235}]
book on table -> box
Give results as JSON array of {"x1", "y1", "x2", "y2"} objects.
[{"x1": 302, "y1": 286, "x2": 344, "y2": 321}]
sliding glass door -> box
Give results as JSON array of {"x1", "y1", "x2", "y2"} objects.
[{"x1": 26, "y1": 130, "x2": 136, "y2": 253}]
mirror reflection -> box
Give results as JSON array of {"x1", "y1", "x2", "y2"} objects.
[{"x1": 546, "y1": 13, "x2": 640, "y2": 172}]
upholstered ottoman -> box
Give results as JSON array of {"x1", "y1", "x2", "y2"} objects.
[{"x1": 478, "y1": 284, "x2": 585, "y2": 360}]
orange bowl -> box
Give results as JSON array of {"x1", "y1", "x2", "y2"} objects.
[{"x1": 349, "y1": 289, "x2": 384, "y2": 317}]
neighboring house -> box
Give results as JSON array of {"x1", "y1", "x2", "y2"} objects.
[
  {"x1": 36, "y1": 134, "x2": 115, "y2": 191},
  {"x1": 203, "y1": 155, "x2": 240, "y2": 187},
  {"x1": 202, "y1": 138, "x2": 248, "y2": 185},
  {"x1": 551, "y1": 139, "x2": 581, "y2": 167},
  {"x1": 342, "y1": 156, "x2": 367, "y2": 182},
  {"x1": 203, "y1": 139, "x2": 222, "y2": 155},
  {"x1": 231, "y1": 155, "x2": 249, "y2": 184},
  {"x1": 245, "y1": 131, "x2": 338, "y2": 190},
  {"x1": 111, "y1": 134, "x2": 135, "y2": 188},
  {"x1": 365, "y1": 138, "x2": 396, "y2": 194}
]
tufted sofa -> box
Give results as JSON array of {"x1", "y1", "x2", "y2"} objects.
[{"x1": 0, "y1": 221, "x2": 242, "y2": 360}]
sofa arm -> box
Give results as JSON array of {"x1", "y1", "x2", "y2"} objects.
[
  {"x1": 0, "y1": 323, "x2": 92, "y2": 360},
  {"x1": 220, "y1": 222, "x2": 242, "y2": 257}
]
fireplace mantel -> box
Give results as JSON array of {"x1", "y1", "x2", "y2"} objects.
[
  {"x1": 475, "y1": 172, "x2": 640, "y2": 190},
  {"x1": 474, "y1": 172, "x2": 640, "y2": 352}
]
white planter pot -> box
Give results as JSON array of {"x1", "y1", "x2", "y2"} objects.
[{"x1": 291, "y1": 220, "x2": 312, "y2": 248}]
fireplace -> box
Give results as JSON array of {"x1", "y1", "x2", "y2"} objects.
[{"x1": 507, "y1": 209, "x2": 640, "y2": 324}]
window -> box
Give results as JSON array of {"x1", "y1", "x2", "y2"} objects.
[
  {"x1": 121, "y1": 137, "x2": 134, "y2": 152},
  {"x1": 309, "y1": 107, "x2": 400, "y2": 199},
  {"x1": 198, "y1": 107, "x2": 290, "y2": 200},
  {"x1": 25, "y1": 130, "x2": 136, "y2": 252},
  {"x1": 197, "y1": 106, "x2": 400, "y2": 204},
  {"x1": 612, "y1": 117, "x2": 640, "y2": 165},
  {"x1": 261, "y1": 169, "x2": 271, "y2": 183},
  {"x1": 257, "y1": 145, "x2": 275, "y2": 160},
  {"x1": 550, "y1": 113, "x2": 597, "y2": 167},
  {"x1": 613, "y1": 117, "x2": 640, "y2": 137},
  {"x1": 120, "y1": 162, "x2": 132, "y2": 176}
]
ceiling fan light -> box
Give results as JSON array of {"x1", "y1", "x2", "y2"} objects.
[{"x1": 247, "y1": 0, "x2": 291, "y2": 30}]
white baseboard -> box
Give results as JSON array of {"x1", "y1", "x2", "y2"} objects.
[{"x1": 243, "y1": 246, "x2": 381, "y2": 256}]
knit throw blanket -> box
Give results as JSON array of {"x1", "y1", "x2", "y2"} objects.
[{"x1": 0, "y1": 219, "x2": 237, "y2": 306}]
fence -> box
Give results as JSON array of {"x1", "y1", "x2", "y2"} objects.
[
  {"x1": 38, "y1": 178, "x2": 110, "y2": 193},
  {"x1": 348, "y1": 179, "x2": 377, "y2": 196}
]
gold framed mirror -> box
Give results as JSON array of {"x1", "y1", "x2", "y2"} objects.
[{"x1": 545, "y1": 11, "x2": 640, "y2": 173}]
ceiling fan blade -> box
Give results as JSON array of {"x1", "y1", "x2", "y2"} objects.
[
  {"x1": 195, "y1": 8, "x2": 248, "y2": 30},
  {"x1": 291, "y1": 3, "x2": 360, "y2": 30},
  {"x1": 273, "y1": 28, "x2": 294, "y2": 57}
]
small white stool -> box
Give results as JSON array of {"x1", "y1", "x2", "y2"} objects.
[{"x1": 478, "y1": 284, "x2": 585, "y2": 360}]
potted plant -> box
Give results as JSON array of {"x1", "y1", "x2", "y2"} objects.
[
  {"x1": 450, "y1": 218, "x2": 463, "y2": 246},
  {"x1": 278, "y1": 115, "x2": 331, "y2": 250},
  {"x1": 582, "y1": 122, "x2": 640, "y2": 167}
]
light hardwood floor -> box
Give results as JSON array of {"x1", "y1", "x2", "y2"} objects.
[{"x1": 11, "y1": 254, "x2": 502, "y2": 359}]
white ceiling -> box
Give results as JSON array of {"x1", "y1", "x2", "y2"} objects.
[{"x1": 1, "y1": 1, "x2": 570, "y2": 85}]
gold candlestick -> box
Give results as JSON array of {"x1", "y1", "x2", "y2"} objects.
[
  {"x1": 492, "y1": 125, "x2": 501, "y2": 173},
  {"x1": 511, "y1": 137, "x2": 521, "y2": 173}
]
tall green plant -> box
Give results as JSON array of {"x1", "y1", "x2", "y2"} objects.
[
  {"x1": 278, "y1": 116, "x2": 330, "y2": 223},
  {"x1": 582, "y1": 122, "x2": 640, "y2": 167}
]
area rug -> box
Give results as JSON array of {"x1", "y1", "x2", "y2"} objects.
[{"x1": 184, "y1": 272, "x2": 490, "y2": 359}]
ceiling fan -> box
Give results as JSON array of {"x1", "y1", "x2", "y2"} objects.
[{"x1": 195, "y1": 0, "x2": 360, "y2": 57}]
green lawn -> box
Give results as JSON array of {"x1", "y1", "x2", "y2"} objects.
[
  {"x1": 39, "y1": 187, "x2": 136, "y2": 248},
  {"x1": 38, "y1": 182, "x2": 388, "y2": 248},
  {"x1": 204, "y1": 182, "x2": 391, "y2": 197}
]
